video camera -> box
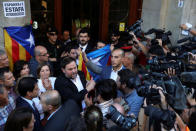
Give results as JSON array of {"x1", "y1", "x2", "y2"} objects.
[
  {"x1": 145, "y1": 28, "x2": 172, "y2": 45},
  {"x1": 106, "y1": 105, "x2": 137, "y2": 130},
  {"x1": 144, "y1": 105, "x2": 176, "y2": 130},
  {"x1": 126, "y1": 19, "x2": 144, "y2": 39},
  {"x1": 147, "y1": 56, "x2": 183, "y2": 74}
]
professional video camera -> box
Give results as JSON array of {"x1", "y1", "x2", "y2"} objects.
[
  {"x1": 147, "y1": 56, "x2": 183, "y2": 74},
  {"x1": 144, "y1": 105, "x2": 176, "y2": 130},
  {"x1": 145, "y1": 28, "x2": 172, "y2": 45},
  {"x1": 177, "y1": 36, "x2": 196, "y2": 43},
  {"x1": 137, "y1": 86, "x2": 161, "y2": 105},
  {"x1": 106, "y1": 105, "x2": 137, "y2": 130},
  {"x1": 126, "y1": 19, "x2": 144, "y2": 39},
  {"x1": 137, "y1": 72, "x2": 177, "y2": 105}
]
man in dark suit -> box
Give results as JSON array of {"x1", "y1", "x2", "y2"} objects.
[
  {"x1": 16, "y1": 77, "x2": 42, "y2": 131},
  {"x1": 55, "y1": 57, "x2": 95, "y2": 111},
  {"x1": 78, "y1": 27, "x2": 94, "y2": 54},
  {"x1": 40, "y1": 90, "x2": 80, "y2": 131}
]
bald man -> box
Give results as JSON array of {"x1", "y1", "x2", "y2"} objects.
[
  {"x1": 29, "y1": 46, "x2": 51, "y2": 78},
  {"x1": 40, "y1": 90, "x2": 80, "y2": 131},
  {"x1": 123, "y1": 52, "x2": 135, "y2": 71}
]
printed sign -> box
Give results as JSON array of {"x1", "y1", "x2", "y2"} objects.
[
  {"x1": 3, "y1": 1, "x2": 25, "y2": 17},
  {"x1": 119, "y1": 22, "x2": 125, "y2": 31}
]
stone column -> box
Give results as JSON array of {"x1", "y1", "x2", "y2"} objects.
[{"x1": 0, "y1": 0, "x2": 31, "y2": 48}]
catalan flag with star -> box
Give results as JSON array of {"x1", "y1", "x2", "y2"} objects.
[{"x1": 4, "y1": 25, "x2": 35, "y2": 70}]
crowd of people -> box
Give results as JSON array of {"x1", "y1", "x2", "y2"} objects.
[{"x1": 0, "y1": 24, "x2": 196, "y2": 131}]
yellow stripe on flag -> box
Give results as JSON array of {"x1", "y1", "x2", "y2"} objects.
[
  {"x1": 85, "y1": 66, "x2": 91, "y2": 80},
  {"x1": 78, "y1": 53, "x2": 83, "y2": 71},
  {"x1": 4, "y1": 29, "x2": 13, "y2": 71},
  {"x1": 19, "y1": 44, "x2": 26, "y2": 60}
]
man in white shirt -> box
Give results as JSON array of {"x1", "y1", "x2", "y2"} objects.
[{"x1": 55, "y1": 57, "x2": 95, "y2": 111}]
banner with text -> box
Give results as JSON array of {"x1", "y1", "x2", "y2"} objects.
[{"x1": 3, "y1": 1, "x2": 25, "y2": 17}]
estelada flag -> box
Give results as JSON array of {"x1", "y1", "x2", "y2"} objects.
[
  {"x1": 78, "y1": 53, "x2": 91, "y2": 81},
  {"x1": 4, "y1": 25, "x2": 35, "y2": 71}
]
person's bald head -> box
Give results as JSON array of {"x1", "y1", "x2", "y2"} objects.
[
  {"x1": 123, "y1": 52, "x2": 135, "y2": 69},
  {"x1": 40, "y1": 90, "x2": 61, "y2": 112},
  {"x1": 111, "y1": 49, "x2": 124, "y2": 69},
  {"x1": 34, "y1": 46, "x2": 49, "y2": 63}
]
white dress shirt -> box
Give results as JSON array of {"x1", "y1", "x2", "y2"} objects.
[
  {"x1": 110, "y1": 65, "x2": 123, "y2": 81},
  {"x1": 71, "y1": 74, "x2": 84, "y2": 92},
  {"x1": 79, "y1": 44, "x2": 88, "y2": 52}
]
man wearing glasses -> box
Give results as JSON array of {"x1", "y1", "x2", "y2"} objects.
[{"x1": 29, "y1": 45, "x2": 52, "y2": 78}]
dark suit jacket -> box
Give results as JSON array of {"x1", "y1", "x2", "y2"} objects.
[
  {"x1": 43, "y1": 99, "x2": 80, "y2": 131},
  {"x1": 85, "y1": 43, "x2": 94, "y2": 54},
  {"x1": 16, "y1": 97, "x2": 42, "y2": 131},
  {"x1": 54, "y1": 71, "x2": 87, "y2": 110}
]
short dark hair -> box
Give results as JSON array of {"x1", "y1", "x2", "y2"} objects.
[
  {"x1": 17, "y1": 77, "x2": 38, "y2": 97},
  {"x1": 79, "y1": 27, "x2": 90, "y2": 37},
  {"x1": 37, "y1": 63, "x2": 52, "y2": 78},
  {"x1": 95, "y1": 79, "x2": 117, "y2": 101},
  {"x1": 13, "y1": 60, "x2": 28, "y2": 80},
  {"x1": 0, "y1": 67, "x2": 10, "y2": 80},
  {"x1": 4, "y1": 107, "x2": 33, "y2": 131},
  {"x1": 118, "y1": 69, "x2": 136, "y2": 89},
  {"x1": 148, "y1": 45, "x2": 165, "y2": 57},
  {"x1": 84, "y1": 105, "x2": 103, "y2": 131},
  {"x1": 60, "y1": 57, "x2": 76, "y2": 69},
  {"x1": 66, "y1": 43, "x2": 79, "y2": 54}
]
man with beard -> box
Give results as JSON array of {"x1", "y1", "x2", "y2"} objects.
[
  {"x1": 78, "y1": 27, "x2": 94, "y2": 54},
  {"x1": 55, "y1": 57, "x2": 95, "y2": 111},
  {"x1": 116, "y1": 69, "x2": 143, "y2": 117},
  {"x1": 110, "y1": 31, "x2": 121, "y2": 48}
]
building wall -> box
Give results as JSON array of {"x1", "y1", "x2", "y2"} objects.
[{"x1": 141, "y1": 0, "x2": 196, "y2": 45}]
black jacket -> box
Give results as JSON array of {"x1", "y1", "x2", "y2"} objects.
[
  {"x1": 43, "y1": 99, "x2": 80, "y2": 131},
  {"x1": 54, "y1": 71, "x2": 87, "y2": 110},
  {"x1": 16, "y1": 97, "x2": 42, "y2": 131}
]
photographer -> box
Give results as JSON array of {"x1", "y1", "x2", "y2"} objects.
[{"x1": 142, "y1": 85, "x2": 188, "y2": 131}]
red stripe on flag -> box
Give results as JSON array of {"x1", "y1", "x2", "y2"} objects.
[
  {"x1": 26, "y1": 50, "x2": 31, "y2": 61},
  {"x1": 82, "y1": 61, "x2": 87, "y2": 77},
  {"x1": 11, "y1": 38, "x2": 19, "y2": 64}
]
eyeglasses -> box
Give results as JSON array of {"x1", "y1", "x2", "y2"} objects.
[
  {"x1": 49, "y1": 33, "x2": 57, "y2": 36},
  {"x1": 39, "y1": 53, "x2": 48, "y2": 56}
]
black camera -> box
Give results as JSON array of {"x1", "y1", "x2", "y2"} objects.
[
  {"x1": 126, "y1": 19, "x2": 144, "y2": 39},
  {"x1": 145, "y1": 28, "x2": 172, "y2": 44},
  {"x1": 144, "y1": 105, "x2": 176, "y2": 130},
  {"x1": 137, "y1": 86, "x2": 161, "y2": 105},
  {"x1": 106, "y1": 105, "x2": 137, "y2": 130}
]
